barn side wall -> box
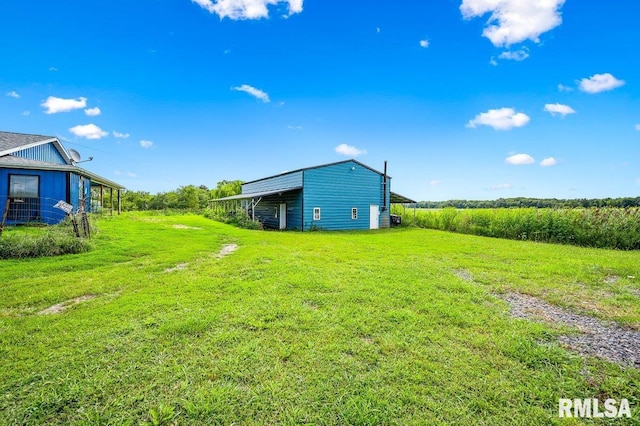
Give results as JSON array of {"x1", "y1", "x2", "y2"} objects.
[{"x1": 302, "y1": 160, "x2": 391, "y2": 231}]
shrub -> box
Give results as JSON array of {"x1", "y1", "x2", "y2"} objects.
[
  {"x1": 203, "y1": 209, "x2": 263, "y2": 230},
  {"x1": 0, "y1": 222, "x2": 91, "y2": 259}
]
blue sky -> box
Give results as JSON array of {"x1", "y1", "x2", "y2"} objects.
[{"x1": 1, "y1": 0, "x2": 639, "y2": 201}]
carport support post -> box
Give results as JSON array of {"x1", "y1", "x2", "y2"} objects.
[{"x1": 251, "y1": 198, "x2": 255, "y2": 222}]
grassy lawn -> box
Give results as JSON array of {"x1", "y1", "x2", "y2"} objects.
[{"x1": 1, "y1": 212, "x2": 639, "y2": 425}]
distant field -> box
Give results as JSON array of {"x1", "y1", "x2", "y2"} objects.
[
  {"x1": 399, "y1": 207, "x2": 640, "y2": 250},
  {"x1": 1, "y1": 212, "x2": 639, "y2": 424}
]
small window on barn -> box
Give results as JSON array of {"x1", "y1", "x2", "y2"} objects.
[
  {"x1": 351, "y1": 208, "x2": 358, "y2": 220},
  {"x1": 313, "y1": 207, "x2": 321, "y2": 221},
  {"x1": 274, "y1": 207, "x2": 278, "y2": 218}
]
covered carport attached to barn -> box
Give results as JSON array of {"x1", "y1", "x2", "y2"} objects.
[
  {"x1": 390, "y1": 191, "x2": 417, "y2": 225},
  {"x1": 210, "y1": 187, "x2": 303, "y2": 229}
]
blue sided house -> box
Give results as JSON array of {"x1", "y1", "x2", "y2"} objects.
[
  {"x1": 213, "y1": 159, "x2": 415, "y2": 231},
  {"x1": 0, "y1": 131, "x2": 124, "y2": 225}
]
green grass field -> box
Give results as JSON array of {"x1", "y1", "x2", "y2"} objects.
[{"x1": 1, "y1": 213, "x2": 639, "y2": 425}]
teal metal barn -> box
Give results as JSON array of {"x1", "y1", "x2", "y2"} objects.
[
  {"x1": 213, "y1": 159, "x2": 414, "y2": 231},
  {"x1": 0, "y1": 131, "x2": 124, "y2": 225}
]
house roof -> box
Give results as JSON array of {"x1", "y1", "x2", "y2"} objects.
[
  {"x1": 243, "y1": 159, "x2": 392, "y2": 185},
  {"x1": 0, "y1": 131, "x2": 54, "y2": 152},
  {"x1": 0, "y1": 131, "x2": 124, "y2": 189},
  {"x1": 0, "y1": 131, "x2": 71, "y2": 163}
]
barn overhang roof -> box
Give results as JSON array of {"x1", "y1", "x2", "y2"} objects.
[
  {"x1": 390, "y1": 192, "x2": 416, "y2": 204},
  {"x1": 213, "y1": 186, "x2": 303, "y2": 202}
]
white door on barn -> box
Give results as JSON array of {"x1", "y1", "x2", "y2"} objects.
[
  {"x1": 369, "y1": 205, "x2": 379, "y2": 229},
  {"x1": 279, "y1": 203, "x2": 287, "y2": 229}
]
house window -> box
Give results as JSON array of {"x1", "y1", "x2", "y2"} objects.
[
  {"x1": 274, "y1": 207, "x2": 278, "y2": 218},
  {"x1": 9, "y1": 174, "x2": 39, "y2": 198},
  {"x1": 8, "y1": 174, "x2": 40, "y2": 221},
  {"x1": 351, "y1": 208, "x2": 358, "y2": 220},
  {"x1": 313, "y1": 207, "x2": 321, "y2": 221}
]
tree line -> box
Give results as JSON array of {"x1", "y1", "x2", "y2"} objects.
[
  {"x1": 120, "y1": 180, "x2": 243, "y2": 211},
  {"x1": 416, "y1": 197, "x2": 640, "y2": 209},
  {"x1": 120, "y1": 184, "x2": 640, "y2": 212}
]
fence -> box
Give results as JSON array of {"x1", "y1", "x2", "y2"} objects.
[{"x1": 0, "y1": 197, "x2": 92, "y2": 238}]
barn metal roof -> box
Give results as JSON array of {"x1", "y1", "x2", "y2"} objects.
[
  {"x1": 243, "y1": 159, "x2": 392, "y2": 185},
  {"x1": 213, "y1": 186, "x2": 303, "y2": 201}
]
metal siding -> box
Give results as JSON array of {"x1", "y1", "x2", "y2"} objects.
[
  {"x1": 252, "y1": 190, "x2": 302, "y2": 230},
  {"x1": 13, "y1": 143, "x2": 67, "y2": 165},
  {"x1": 242, "y1": 171, "x2": 303, "y2": 194},
  {"x1": 302, "y1": 161, "x2": 387, "y2": 231},
  {"x1": 69, "y1": 173, "x2": 81, "y2": 210},
  {"x1": 0, "y1": 168, "x2": 68, "y2": 224}
]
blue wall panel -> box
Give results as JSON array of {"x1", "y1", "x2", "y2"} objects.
[
  {"x1": 302, "y1": 161, "x2": 391, "y2": 231},
  {"x1": 0, "y1": 168, "x2": 68, "y2": 224},
  {"x1": 13, "y1": 143, "x2": 67, "y2": 165}
]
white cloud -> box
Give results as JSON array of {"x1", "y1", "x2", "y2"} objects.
[
  {"x1": 579, "y1": 73, "x2": 625, "y2": 94},
  {"x1": 466, "y1": 107, "x2": 530, "y2": 130},
  {"x1": 489, "y1": 57, "x2": 498, "y2": 66},
  {"x1": 429, "y1": 180, "x2": 441, "y2": 186},
  {"x1": 42, "y1": 96, "x2": 87, "y2": 114},
  {"x1": 505, "y1": 153, "x2": 534, "y2": 165},
  {"x1": 232, "y1": 84, "x2": 270, "y2": 102},
  {"x1": 287, "y1": 125, "x2": 303, "y2": 130},
  {"x1": 49, "y1": 67, "x2": 58, "y2": 72},
  {"x1": 419, "y1": 39, "x2": 429, "y2": 48},
  {"x1": 540, "y1": 157, "x2": 557, "y2": 167},
  {"x1": 489, "y1": 183, "x2": 513, "y2": 191},
  {"x1": 69, "y1": 124, "x2": 108, "y2": 140},
  {"x1": 113, "y1": 131, "x2": 130, "y2": 139},
  {"x1": 85, "y1": 107, "x2": 101, "y2": 116},
  {"x1": 335, "y1": 144, "x2": 366, "y2": 157},
  {"x1": 6, "y1": 90, "x2": 20, "y2": 98},
  {"x1": 127, "y1": 172, "x2": 137, "y2": 178},
  {"x1": 557, "y1": 83, "x2": 573, "y2": 92},
  {"x1": 544, "y1": 103, "x2": 576, "y2": 117},
  {"x1": 192, "y1": 0, "x2": 303, "y2": 20},
  {"x1": 635, "y1": 124, "x2": 640, "y2": 131},
  {"x1": 498, "y1": 47, "x2": 529, "y2": 61},
  {"x1": 140, "y1": 140, "x2": 154, "y2": 148},
  {"x1": 460, "y1": 0, "x2": 565, "y2": 47},
  {"x1": 21, "y1": 110, "x2": 31, "y2": 116}
]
